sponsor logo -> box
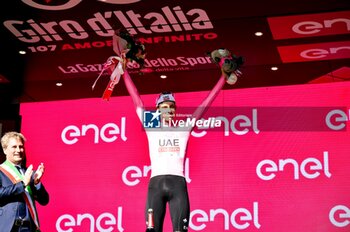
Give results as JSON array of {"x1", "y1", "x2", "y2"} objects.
[
  {"x1": 325, "y1": 109, "x2": 350, "y2": 130},
  {"x1": 277, "y1": 41, "x2": 350, "y2": 62},
  {"x1": 57, "y1": 56, "x2": 214, "y2": 74},
  {"x1": 268, "y1": 11, "x2": 350, "y2": 63},
  {"x1": 55, "y1": 202, "x2": 260, "y2": 231},
  {"x1": 61, "y1": 117, "x2": 127, "y2": 145},
  {"x1": 329, "y1": 204, "x2": 350, "y2": 227},
  {"x1": 4, "y1": 5, "x2": 214, "y2": 43},
  {"x1": 256, "y1": 151, "x2": 331, "y2": 180},
  {"x1": 190, "y1": 202, "x2": 261, "y2": 230},
  {"x1": 56, "y1": 207, "x2": 124, "y2": 232},
  {"x1": 268, "y1": 11, "x2": 350, "y2": 39}
]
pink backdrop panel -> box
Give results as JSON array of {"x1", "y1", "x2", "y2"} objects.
[{"x1": 20, "y1": 82, "x2": 350, "y2": 232}]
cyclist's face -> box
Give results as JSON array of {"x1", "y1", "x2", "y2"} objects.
[{"x1": 158, "y1": 101, "x2": 176, "y2": 121}]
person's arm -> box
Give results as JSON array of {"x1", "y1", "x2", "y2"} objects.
[
  {"x1": 31, "y1": 182, "x2": 49, "y2": 205},
  {"x1": 192, "y1": 73, "x2": 226, "y2": 121},
  {"x1": 122, "y1": 69, "x2": 144, "y2": 122},
  {"x1": 0, "y1": 171, "x2": 27, "y2": 202}
]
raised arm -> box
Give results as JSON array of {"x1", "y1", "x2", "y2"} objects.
[
  {"x1": 192, "y1": 48, "x2": 243, "y2": 122},
  {"x1": 192, "y1": 74, "x2": 226, "y2": 121},
  {"x1": 122, "y1": 69, "x2": 144, "y2": 122}
]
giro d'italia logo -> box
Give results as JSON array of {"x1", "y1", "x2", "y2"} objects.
[{"x1": 143, "y1": 110, "x2": 161, "y2": 128}]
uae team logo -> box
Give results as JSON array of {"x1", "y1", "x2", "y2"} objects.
[{"x1": 143, "y1": 110, "x2": 161, "y2": 128}]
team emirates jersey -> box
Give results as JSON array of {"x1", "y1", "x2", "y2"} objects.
[{"x1": 145, "y1": 128, "x2": 191, "y2": 177}]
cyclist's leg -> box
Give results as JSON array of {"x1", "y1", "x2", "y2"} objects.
[
  {"x1": 168, "y1": 176, "x2": 190, "y2": 232},
  {"x1": 146, "y1": 176, "x2": 167, "y2": 232}
]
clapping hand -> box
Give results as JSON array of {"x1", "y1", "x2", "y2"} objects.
[
  {"x1": 34, "y1": 163, "x2": 45, "y2": 185},
  {"x1": 23, "y1": 163, "x2": 45, "y2": 186},
  {"x1": 23, "y1": 164, "x2": 33, "y2": 186}
]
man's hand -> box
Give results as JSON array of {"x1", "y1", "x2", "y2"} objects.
[
  {"x1": 34, "y1": 163, "x2": 45, "y2": 185},
  {"x1": 23, "y1": 164, "x2": 34, "y2": 186}
]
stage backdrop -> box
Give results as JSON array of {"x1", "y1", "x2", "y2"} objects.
[{"x1": 20, "y1": 82, "x2": 350, "y2": 232}]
